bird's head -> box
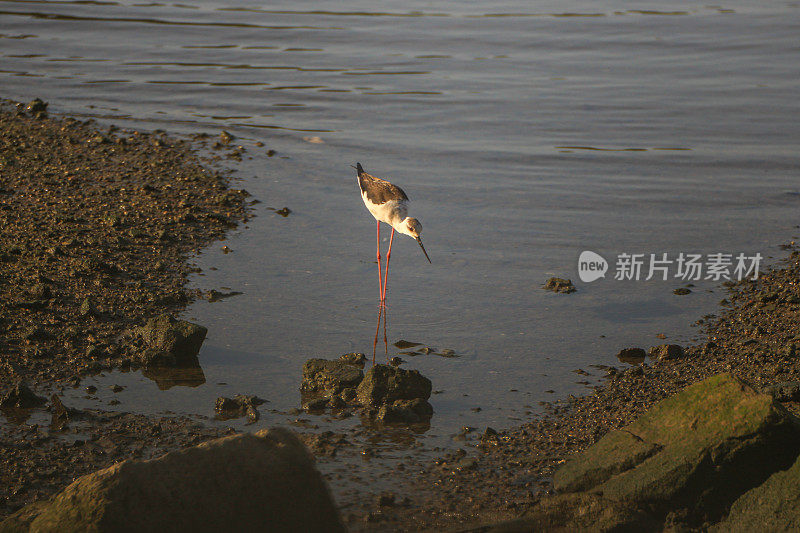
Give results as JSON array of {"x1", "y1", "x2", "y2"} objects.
[
  {"x1": 401, "y1": 217, "x2": 422, "y2": 238},
  {"x1": 400, "y1": 217, "x2": 431, "y2": 263}
]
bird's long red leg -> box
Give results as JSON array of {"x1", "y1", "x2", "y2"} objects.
[
  {"x1": 376, "y1": 220, "x2": 384, "y2": 306},
  {"x1": 382, "y1": 300, "x2": 388, "y2": 357},
  {"x1": 372, "y1": 304, "x2": 382, "y2": 364},
  {"x1": 382, "y1": 228, "x2": 395, "y2": 303}
]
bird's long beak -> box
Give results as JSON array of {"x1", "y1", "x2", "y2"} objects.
[{"x1": 416, "y1": 237, "x2": 432, "y2": 263}]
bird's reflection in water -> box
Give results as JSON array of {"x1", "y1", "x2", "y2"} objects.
[{"x1": 373, "y1": 304, "x2": 388, "y2": 363}]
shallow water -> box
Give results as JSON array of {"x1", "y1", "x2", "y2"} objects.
[{"x1": 3, "y1": 1, "x2": 800, "y2": 443}]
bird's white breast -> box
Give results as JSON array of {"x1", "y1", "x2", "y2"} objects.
[{"x1": 362, "y1": 192, "x2": 408, "y2": 226}]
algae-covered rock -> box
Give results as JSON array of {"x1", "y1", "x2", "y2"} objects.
[
  {"x1": 136, "y1": 314, "x2": 207, "y2": 367},
  {"x1": 554, "y1": 373, "x2": 800, "y2": 520},
  {"x1": 712, "y1": 450, "x2": 800, "y2": 532},
  {"x1": 356, "y1": 364, "x2": 432, "y2": 407},
  {"x1": 473, "y1": 492, "x2": 659, "y2": 532},
  {"x1": 1, "y1": 428, "x2": 344, "y2": 533}
]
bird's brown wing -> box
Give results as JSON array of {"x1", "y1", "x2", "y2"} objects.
[{"x1": 357, "y1": 169, "x2": 409, "y2": 204}]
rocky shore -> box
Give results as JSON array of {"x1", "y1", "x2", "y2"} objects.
[
  {"x1": 3, "y1": 97, "x2": 800, "y2": 531},
  {"x1": 0, "y1": 98, "x2": 249, "y2": 519}
]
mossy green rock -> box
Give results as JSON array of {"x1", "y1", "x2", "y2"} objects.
[
  {"x1": 469, "y1": 493, "x2": 659, "y2": 532},
  {"x1": 713, "y1": 452, "x2": 800, "y2": 532},
  {"x1": 0, "y1": 428, "x2": 344, "y2": 533},
  {"x1": 554, "y1": 373, "x2": 800, "y2": 519}
]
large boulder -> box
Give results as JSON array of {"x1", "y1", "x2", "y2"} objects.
[
  {"x1": 554, "y1": 373, "x2": 800, "y2": 521},
  {"x1": 0, "y1": 428, "x2": 344, "y2": 533},
  {"x1": 136, "y1": 314, "x2": 207, "y2": 366},
  {"x1": 356, "y1": 364, "x2": 432, "y2": 407}
]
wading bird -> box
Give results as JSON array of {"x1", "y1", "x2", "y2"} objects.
[{"x1": 355, "y1": 162, "x2": 430, "y2": 305}]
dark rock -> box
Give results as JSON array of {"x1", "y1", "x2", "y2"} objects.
[
  {"x1": 338, "y1": 352, "x2": 367, "y2": 368},
  {"x1": 50, "y1": 394, "x2": 80, "y2": 431},
  {"x1": 301, "y1": 359, "x2": 364, "y2": 395},
  {"x1": 394, "y1": 340, "x2": 422, "y2": 349},
  {"x1": 763, "y1": 381, "x2": 800, "y2": 402},
  {"x1": 215, "y1": 395, "x2": 265, "y2": 423},
  {"x1": 0, "y1": 382, "x2": 47, "y2": 408},
  {"x1": 220, "y1": 130, "x2": 235, "y2": 144},
  {"x1": 136, "y1": 314, "x2": 208, "y2": 367},
  {"x1": 715, "y1": 450, "x2": 800, "y2": 531},
  {"x1": 340, "y1": 388, "x2": 357, "y2": 402},
  {"x1": 304, "y1": 397, "x2": 329, "y2": 412},
  {"x1": 356, "y1": 364, "x2": 432, "y2": 407},
  {"x1": 649, "y1": 344, "x2": 685, "y2": 362},
  {"x1": 0, "y1": 428, "x2": 345, "y2": 532},
  {"x1": 616, "y1": 347, "x2": 647, "y2": 364},
  {"x1": 673, "y1": 287, "x2": 692, "y2": 295},
  {"x1": 215, "y1": 397, "x2": 239, "y2": 412},
  {"x1": 543, "y1": 277, "x2": 576, "y2": 294},
  {"x1": 25, "y1": 98, "x2": 48, "y2": 115}
]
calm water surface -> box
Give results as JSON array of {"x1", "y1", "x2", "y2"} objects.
[{"x1": 2, "y1": 1, "x2": 800, "y2": 443}]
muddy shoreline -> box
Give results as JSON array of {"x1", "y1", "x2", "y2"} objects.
[
  {"x1": 0, "y1": 98, "x2": 249, "y2": 518},
  {"x1": 2, "y1": 98, "x2": 799, "y2": 530}
]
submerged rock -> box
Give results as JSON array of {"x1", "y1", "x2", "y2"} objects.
[
  {"x1": 0, "y1": 428, "x2": 344, "y2": 532},
  {"x1": 0, "y1": 382, "x2": 47, "y2": 408},
  {"x1": 553, "y1": 373, "x2": 800, "y2": 522},
  {"x1": 135, "y1": 314, "x2": 207, "y2": 367},
  {"x1": 543, "y1": 277, "x2": 576, "y2": 294},
  {"x1": 616, "y1": 347, "x2": 646, "y2": 364}
]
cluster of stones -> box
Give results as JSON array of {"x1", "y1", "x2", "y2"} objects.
[{"x1": 300, "y1": 354, "x2": 433, "y2": 425}]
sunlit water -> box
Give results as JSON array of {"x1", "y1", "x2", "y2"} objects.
[{"x1": 2, "y1": 1, "x2": 800, "y2": 448}]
